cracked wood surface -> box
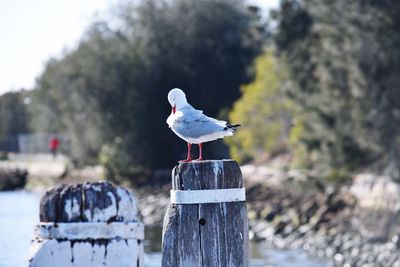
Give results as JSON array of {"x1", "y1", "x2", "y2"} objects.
[
  {"x1": 162, "y1": 160, "x2": 249, "y2": 267},
  {"x1": 30, "y1": 181, "x2": 143, "y2": 267}
]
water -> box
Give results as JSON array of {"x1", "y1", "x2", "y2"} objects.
[{"x1": 0, "y1": 191, "x2": 327, "y2": 267}]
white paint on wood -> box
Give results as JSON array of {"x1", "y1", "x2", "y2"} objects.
[
  {"x1": 91, "y1": 184, "x2": 102, "y2": 192},
  {"x1": 212, "y1": 161, "x2": 223, "y2": 187},
  {"x1": 85, "y1": 192, "x2": 117, "y2": 222},
  {"x1": 80, "y1": 187, "x2": 138, "y2": 222},
  {"x1": 30, "y1": 182, "x2": 143, "y2": 267},
  {"x1": 71, "y1": 241, "x2": 96, "y2": 266},
  {"x1": 64, "y1": 198, "x2": 80, "y2": 221},
  {"x1": 29, "y1": 239, "x2": 72, "y2": 267},
  {"x1": 116, "y1": 187, "x2": 138, "y2": 221},
  {"x1": 191, "y1": 163, "x2": 200, "y2": 177},
  {"x1": 29, "y1": 239, "x2": 144, "y2": 267},
  {"x1": 170, "y1": 188, "x2": 246, "y2": 204},
  {"x1": 35, "y1": 222, "x2": 144, "y2": 240}
]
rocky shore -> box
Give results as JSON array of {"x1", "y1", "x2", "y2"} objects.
[
  {"x1": 3, "y1": 155, "x2": 399, "y2": 266},
  {"x1": 244, "y1": 166, "x2": 400, "y2": 267},
  {"x1": 0, "y1": 167, "x2": 27, "y2": 190},
  {"x1": 136, "y1": 165, "x2": 400, "y2": 267}
]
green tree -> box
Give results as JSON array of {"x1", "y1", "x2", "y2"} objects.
[
  {"x1": 226, "y1": 51, "x2": 294, "y2": 163},
  {"x1": 274, "y1": 0, "x2": 400, "y2": 178},
  {"x1": 359, "y1": 1, "x2": 400, "y2": 179},
  {"x1": 0, "y1": 90, "x2": 31, "y2": 149},
  {"x1": 31, "y1": 0, "x2": 263, "y2": 180}
]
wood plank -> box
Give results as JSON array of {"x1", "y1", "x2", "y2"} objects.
[{"x1": 162, "y1": 160, "x2": 249, "y2": 267}]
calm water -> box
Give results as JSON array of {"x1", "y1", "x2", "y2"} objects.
[{"x1": 0, "y1": 191, "x2": 327, "y2": 267}]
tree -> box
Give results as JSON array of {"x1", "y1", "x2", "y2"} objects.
[
  {"x1": 274, "y1": 0, "x2": 400, "y2": 178},
  {"x1": 31, "y1": 0, "x2": 263, "y2": 179},
  {"x1": 226, "y1": 50, "x2": 294, "y2": 163},
  {"x1": 358, "y1": 1, "x2": 400, "y2": 178},
  {"x1": 0, "y1": 90, "x2": 30, "y2": 137},
  {"x1": 0, "y1": 90, "x2": 31, "y2": 151}
]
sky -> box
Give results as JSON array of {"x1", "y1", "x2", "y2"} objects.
[{"x1": 0, "y1": 0, "x2": 278, "y2": 95}]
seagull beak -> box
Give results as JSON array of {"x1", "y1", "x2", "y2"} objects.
[{"x1": 172, "y1": 105, "x2": 176, "y2": 114}]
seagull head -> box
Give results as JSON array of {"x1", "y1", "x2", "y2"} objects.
[{"x1": 168, "y1": 88, "x2": 188, "y2": 114}]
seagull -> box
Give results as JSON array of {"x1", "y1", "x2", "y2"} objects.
[{"x1": 167, "y1": 88, "x2": 241, "y2": 162}]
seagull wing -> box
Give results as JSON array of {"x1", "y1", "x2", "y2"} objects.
[
  {"x1": 177, "y1": 106, "x2": 226, "y2": 126},
  {"x1": 173, "y1": 106, "x2": 229, "y2": 139},
  {"x1": 175, "y1": 106, "x2": 203, "y2": 122}
]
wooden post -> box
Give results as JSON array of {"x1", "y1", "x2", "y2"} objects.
[
  {"x1": 29, "y1": 181, "x2": 144, "y2": 267},
  {"x1": 161, "y1": 160, "x2": 249, "y2": 267}
]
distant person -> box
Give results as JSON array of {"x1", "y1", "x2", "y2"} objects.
[{"x1": 49, "y1": 136, "x2": 60, "y2": 158}]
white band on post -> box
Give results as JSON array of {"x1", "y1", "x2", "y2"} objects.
[
  {"x1": 35, "y1": 222, "x2": 144, "y2": 240},
  {"x1": 170, "y1": 188, "x2": 246, "y2": 204}
]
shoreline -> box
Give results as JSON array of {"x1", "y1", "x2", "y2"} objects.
[
  {"x1": 135, "y1": 166, "x2": 400, "y2": 267},
  {"x1": 1, "y1": 161, "x2": 399, "y2": 266},
  {"x1": 244, "y1": 167, "x2": 400, "y2": 267}
]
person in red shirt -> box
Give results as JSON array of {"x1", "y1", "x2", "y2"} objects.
[{"x1": 49, "y1": 136, "x2": 60, "y2": 158}]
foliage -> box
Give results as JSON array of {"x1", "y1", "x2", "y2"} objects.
[
  {"x1": 0, "y1": 151, "x2": 8, "y2": 161},
  {"x1": 98, "y1": 137, "x2": 146, "y2": 185},
  {"x1": 0, "y1": 91, "x2": 31, "y2": 147},
  {"x1": 226, "y1": 50, "x2": 294, "y2": 163},
  {"x1": 361, "y1": 1, "x2": 400, "y2": 179},
  {"x1": 273, "y1": 0, "x2": 400, "y2": 178},
  {"x1": 31, "y1": 0, "x2": 264, "y2": 177}
]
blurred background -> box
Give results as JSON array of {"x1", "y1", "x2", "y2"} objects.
[{"x1": 1, "y1": 0, "x2": 400, "y2": 266}]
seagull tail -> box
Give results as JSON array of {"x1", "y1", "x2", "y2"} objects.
[{"x1": 223, "y1": 124, "x2": 241, "y2": 135}]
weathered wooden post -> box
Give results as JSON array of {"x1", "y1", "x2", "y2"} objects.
[
  {"x1": 162, "y1": 160, "x2": 249, "y2": 267},
  {"x1": 29, "y1": 181, "x2": 144, "y2": 267}
]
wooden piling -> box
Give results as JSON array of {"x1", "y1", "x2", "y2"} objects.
[
  {"x1": 161, "y1": 160, "x2": 249, "y2": 267},
  {"x1": 29, "y1": 181, "x2": 144, "y2": 267}
]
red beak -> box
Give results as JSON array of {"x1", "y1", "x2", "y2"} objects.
[{"x1": 172, "y1": 105, "x2": 176, "y2": 114}]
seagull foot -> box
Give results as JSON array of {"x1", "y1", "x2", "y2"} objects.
[
  {"x1": 194, "y1": 157, "x2": 203, "y2": 161},
  {"x1": 179, "y1": 158, "x2": 192, "y2": 162}
]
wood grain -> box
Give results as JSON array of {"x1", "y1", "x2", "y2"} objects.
[{"x1": 162, "y1": 160, "x2": 249, "y2": 267}]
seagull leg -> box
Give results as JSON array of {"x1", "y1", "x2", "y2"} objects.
[
  {"x1": 196, "y1": 143, "x2": 203, "y2": 161},
  {"x1": 180, "y1": 143, "x2": 192, "y2": 162}
]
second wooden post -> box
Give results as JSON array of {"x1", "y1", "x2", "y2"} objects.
[{"x1": 162, "y1": 159, "x2": 249, "y2": 267}]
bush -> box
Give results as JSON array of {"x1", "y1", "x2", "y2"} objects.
[
  {"x1": 226, "y1": 50, "x2": 295, "y2": 163},
  {"x1": 0, "y1": 168, "x2": 28, "y2": 191},
  {"x1": 99, "y1": 137, "x2": 149, "y2": 186},
  {"x1": 0, "y1": 151, "x2": 8, "y2": 161},
  {"x1": 31, "y1": 0, "x2": 264, "y2": 174}
]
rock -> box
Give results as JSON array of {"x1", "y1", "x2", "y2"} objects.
[
  {"x1": 334, "y1": 253, "x2": 344, "y2": 263},
  {"x1": 243, "y1": 165, "x2": 400, "y2": 267},
  {"x1": 273, "y1": 221, "x2": 287, "y2": 235},
  {"x1": 0, "y1": 167, "x2": 27, "y2": 190},
  {"x1": 247, "y1": 209, "x2": 258, "y2": 221},
  {"x1": 392, "y1": 234, "x2": 400, "y2": 247}
]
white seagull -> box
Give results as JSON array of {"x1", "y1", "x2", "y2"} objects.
[{"x1": 167, "y1": 88, "x2": 241, "y2": 162}]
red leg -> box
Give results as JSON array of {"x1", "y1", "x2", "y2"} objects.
[
  {"x1": 196, "y1": 143, "x2": 203, "y2": 161},
  {"x1": 179, "y1": 143, "x2": 192, "y2": 162}
]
